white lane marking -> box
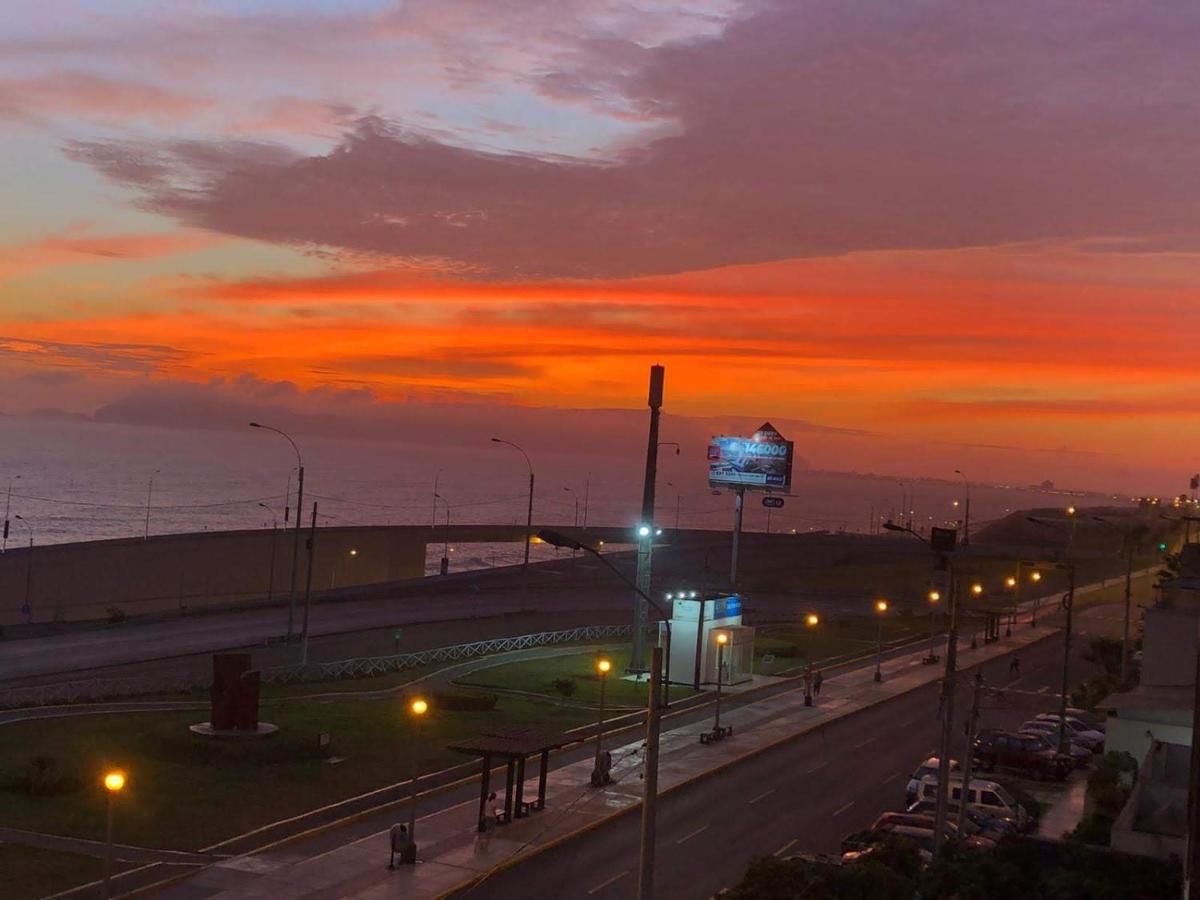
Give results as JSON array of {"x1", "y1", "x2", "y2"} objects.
[
  {"x1": 676, "y1": 824, "x2": 710, "y2": 844},
  {"x1": 853, "y1": 737, "x2": 875, "y2": 750},
  {"x1": 773, "y1": 838, "x2": 799, "y2": 858},
  {"x1": 749, "y1": 788, "x2": 776, "y2": 805},
  {"x1": 833, "y1": 801, "x2": 855, "y2": 817},
  {"x1": 880, "y1": 771, "x2": 899, "y2": 786},
  {"x1": 587, "y1": 869, "x2": 630, "y2": 894},
  {"x1": 899, "y1": 718, "x2": 919, "y2": 729},
  {"x1": 805, "y1": 761, "x2": 829, "y2": 775}
]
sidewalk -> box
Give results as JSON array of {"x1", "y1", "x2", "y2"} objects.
[{"x1": 166, "y1": 600, "x2": 1066, "y2": 900}]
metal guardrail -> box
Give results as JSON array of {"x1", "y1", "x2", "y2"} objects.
[{"x1": 0, "y1": 623, "x2": 634, "y2": 709}]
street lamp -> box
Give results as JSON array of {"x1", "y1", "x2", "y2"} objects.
[
  {"x1": 491, "y1": 437, "x2": 535, "y2": 590},
  {"x1": 1094, "y1": 515, "x2": 1142, "y2": 684},
  {"x1": 250, "y1": 422, "x2": 304, "y2": 646},
  {"x1": 1028, "y1": 515, "x2": 1078, "y2": 754},
  {"x1": 406, "y1": 697, "x2": 428, "y2": 862},
  {"x1": 143, "y1": 468, "x2": 160, "y2": 540},
  {"x1": 804, "y1": 612, "x2": 820, "y2": 628},
  {"x1": 14, "y1": 514, "x2": 33, "y2": 619},
  {"x1": 711, "y1": 631, "x2": 730, "y2": 736},
  {"x1": 591, "y1": 657, "x2": 612, "y2": 787},
  {"x1": 954, "y1": 469, "x2": 970, "y2": 545},
  {"x1": 873, "y1": 599, "x2": 888, "y2": 682},
  {"x1": 103, "y1": 770, "x2": 126, "y2": 898},
  {"x1": 925, "y1": 590, "x2": 941, "y2": 664}
]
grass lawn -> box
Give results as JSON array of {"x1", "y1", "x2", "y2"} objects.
[
  {"x1": 456, "y1": 645, "x2": 696, "y2": 707},
  {"x1": 0, "y1": 693, "x2": 593, "y2": 853},
  {"x1": 0, "y1": 844, "x2": 127, "y2": 900},
  {"x1": 756, "y1": 615, "x2": 925, "y2": 670}
]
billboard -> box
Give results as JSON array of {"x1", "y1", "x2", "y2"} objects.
[{"x1": 707, "y1": 422, "x2": 794, "y2": 490}]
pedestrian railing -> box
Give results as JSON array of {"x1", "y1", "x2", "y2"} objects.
[{"x1": 0, "y1": 623, "x2": 633, "y2": 709}]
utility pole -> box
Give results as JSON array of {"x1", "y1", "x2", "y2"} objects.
[
  {"x1": 1057, "y1": 563, "x2": 1076, "y2": 755},
  {"x1": 933, "y1": 567, "x2": 959, "y2": 850},
  {"x1": 300, "y1": 501, "x2": 317, "y2": 666},
  {"x1": 638, "y1": 645, "x2": 663, "y2": 900},
  {"x1": 730, "y1": 487, "x2": 745, "y2": 585},
  {"x1": 1186, "y1": 648, "x2": 1200, "y2": 899},
  {"x1": 957, "y1": 670, "x2": 984, "y2": 830},
  {"x1": 1121, "y1": 542, "x2": 1134, "y2": 684},
  {"x1": 632, "y1": 365, "x2": 665, "y2": 674}
]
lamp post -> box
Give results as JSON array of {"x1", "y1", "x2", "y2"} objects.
[
  {"x1": 591, "y1": 657, "x2": 612, "y2": 786},
  {"x1": 1030, "y1": 569, "x2": 1043, "y2": 626},
  {"x1": 969, "y1": 582, "x2": 984, "y2": 648},
  {"x1": 1004, "y1": 575, "x2": 1017, "y2": 636},
  {"x1": 873, "y1": 599, "x2": 888, "y2": 682},
  {"x1": 3, "y1": 474, "x2": 19, "y2": 552},
  {"x1": 250, "y1": 422, "x2": 304, "y2": 646},
  {"x1": 925, "y1": 590, "x2": 941, "y2": 664},
  {"x1": 1028, "y1": 513, "x2": 1078, "y2": 755},
  {"x1": 803, "y1": 613, "x2": 819, "y2": 705},
  {"x1": 407, "y1": 696, "x2": 428, "y2": 862},
  {"x1": 884, "y1": 519, "x2": 958, "y2": 850},
  {"x1": 1094, "y1": 515, "x2": 1143, "y2": 684},
  {"x1": 14, "y1": 514, "x2": 33, "y2": 619},
  {"x1": 143, "y1": 469, "x2": 159, "y2": 540},
  {"x1": 432, "y1": 469, "x2": 443, "y2": 529},
  {"x1": 954, "y1": 469, "x2": 970, "y2": 545},
  {"x1": 491, "y1": 437, "x2": 534, "y2": 592},
  {"x1": 537, "y1": 528, "x2": 672, "y2": 900},
  {"x1": 713, "y1": 631, "x2": 728, "y2": 734},
  {"x1": 103, "y1": 770, "x2": 126, "y2": 898}
]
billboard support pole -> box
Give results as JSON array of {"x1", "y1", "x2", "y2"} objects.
[
  {"x1": 730, "y1": 487, "x2": 745, "y2": 586},
  {"x1": 632, "y1": 365, "x2": 665, "y2": 675}
]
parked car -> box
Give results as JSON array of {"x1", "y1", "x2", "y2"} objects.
[
  {"x1": 1019, "y1": 729, "x2": 1091, "y2": 767},
  {"x1": 916, "y1": 775, "x2": 1032, "y2": 830},
  {"x1": 1065, "y1": 707, "x2": 1107, "y2": 731},
  {"x1": 1035, "y1": 712, "x2": 1107, "y2": 739},
  {"x1": 870, "y1": 811, "x2": 996, "y2": 847},
  {"x1": 973, "y1": 729, "x2": 1073, "y2": 780},
  {"x1": 905, "y1": 756, "x2": 959, "y2": 805},
  {"x1": 1022, "y1": 717, "x2": 1104, "y2": 753},
  {"x1": 905, "y1": 800, "x2": 1016, "y2": 840},
  {"x1": 841, "y1": 820, "x2": 990, "y2": 861}
]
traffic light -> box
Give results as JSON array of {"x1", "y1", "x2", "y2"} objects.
[{"x1": 1159, "y1": 542, "x2": 1168, "y2": 552}]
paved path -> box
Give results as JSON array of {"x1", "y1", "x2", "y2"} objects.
[{"x1": 0, "y1": 827, "x2": 225, "y2": 865}]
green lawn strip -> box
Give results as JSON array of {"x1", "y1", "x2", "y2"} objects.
[
  {"x1": 0, "y1": 844, "x2": 130, "y2": 900},
  {"x1": 0, "y1": 695, "x2": 593, "y2": 853},
  {"x1": 756, "y1": 615, "x2": 925, "y2": 668},
  {"x1": 454, "y1": 645, "x2": 696, "y2": 707}
]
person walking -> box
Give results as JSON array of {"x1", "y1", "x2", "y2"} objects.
[
  {"x1": 1009, "y1": 655, "x2": 1020, "y2": 676},
  {"x1": 803, "y1": 664, "x2": 814, "y2": 707},
  {"x1": 813, "y1": 668, "x2": 823, "y2": 697}
]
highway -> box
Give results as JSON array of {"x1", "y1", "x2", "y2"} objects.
[{"x1": 453, "y1": 603, "x2": 1115, "y2": 900}]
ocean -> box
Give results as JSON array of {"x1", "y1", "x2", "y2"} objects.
[{"x1": 0, "y1": 417, "x2": 1122, "y2": 572}]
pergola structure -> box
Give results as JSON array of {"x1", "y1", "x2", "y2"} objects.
[{"x1": 448, "y1": 728, "x2": 570, "y2": 832}]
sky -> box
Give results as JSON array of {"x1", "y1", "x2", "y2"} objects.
[{"x1": 1, "y1": 0, "x2": 1198, "y2": 493}]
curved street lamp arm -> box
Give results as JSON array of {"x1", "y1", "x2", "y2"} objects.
[
  {"x1": 249, "y1": 422, "x2": 303, "y2": 469},
  {"x1": 490, "y1": 437, "x2": 532, "y2": 475}
]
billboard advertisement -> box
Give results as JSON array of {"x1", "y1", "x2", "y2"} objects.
[{"x1": 707, "y1": 422, "x2": 794, "y2": 490}]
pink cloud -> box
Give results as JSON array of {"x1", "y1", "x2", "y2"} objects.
[
  {"x1": 61, "y1": 2, "x2": 1200, "y2": 278},
  {"x1": 0, "y1": 72, "x2": 210, "y2": 125}
]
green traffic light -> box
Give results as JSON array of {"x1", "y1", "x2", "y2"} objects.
[{"x1": 1159, "y1": 542, "x2": 1168, "y2": 552}]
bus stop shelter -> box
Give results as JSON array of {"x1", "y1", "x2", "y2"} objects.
[{"x1": 448, "y1": 728, "x2": 569, "y2": 832}]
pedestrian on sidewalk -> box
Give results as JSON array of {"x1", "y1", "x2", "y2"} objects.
[
  {"x1": 803, "y1": 664, "x2": 814, "y2": 707},
  {"x1": 388, "y1": 823, "x2": 413, "y2": 869},
  {"x1": 814, "y1": 669, "x2": 823, "y2": 697},
  {"x1": 1009, "y1": 655, "x2": 1020, "y2": 676},
  {"x1": 477, "y1": 797, "x2": 497, "y2": 853}
]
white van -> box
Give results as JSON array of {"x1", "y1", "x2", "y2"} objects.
[{"x1": 918, "y1": 775, "x2": 1029, "y2": 830}]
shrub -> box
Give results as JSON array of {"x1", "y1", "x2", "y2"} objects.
[
  {"x1": 552, "y1": 678, "x2": 577, "y2": 698},
  {"x1": 106, "y1": 606, "x2": 126, "y2": 625},
  {"x1": 2, "y1": 755, "x2": 83, "y2": 796}
]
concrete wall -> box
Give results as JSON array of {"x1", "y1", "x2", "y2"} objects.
[
  {"x1": 1107, "y1": 709, "x2": 1193, "y2": 765},
  {"x1": 0, "y1": 526, "x2": 430, "y2": 625}
]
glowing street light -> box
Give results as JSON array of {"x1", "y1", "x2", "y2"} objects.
[
  {"x1": 971, "y1": 583, "x2": 984, "y2": 596},
  {"x1": 591, "y1": 657, "x2": 612, "y2": 786},
  {"x1": 804, "y1": 612, "x2": 820, "y2": 628},
  {"x1": 406, "y1": 697, "x2": 428, "y2": 860},
  {"x1": 1031, "y1": 570, "x2": 1042, "y2": 582},
  {"x1": 103, "y1": 770, "x2": 126, "y2": 897},
  {"x1": 874, "y1": 599, "x2": 889, "y2": 682},
  {"x1": 925, "y1": 590, "x2": 941, "y2": 664},
  {"x1": 710, "y1": 631, "x2": 730, "y2": 738}
]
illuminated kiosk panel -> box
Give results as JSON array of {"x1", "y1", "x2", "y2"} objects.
[{"x1": 663, "y1": 594, "x2": 755, "y2": 686}]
